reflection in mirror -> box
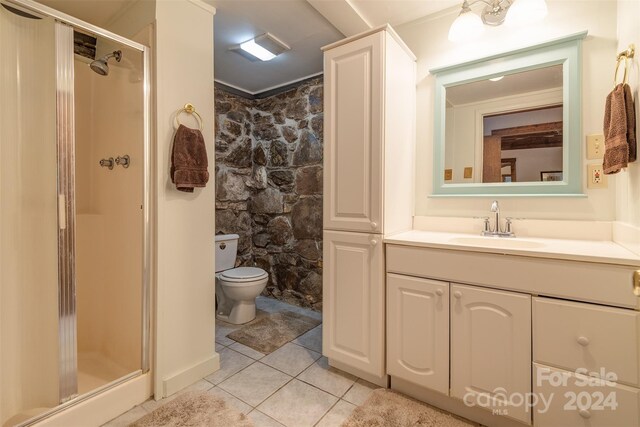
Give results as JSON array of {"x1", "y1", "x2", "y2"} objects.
[{"x1": 444, "y1": 65, "x2": 563, "y2": 184}]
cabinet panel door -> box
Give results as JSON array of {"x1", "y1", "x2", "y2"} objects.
[
  {"x1": 322, "y1": 230, "x2": 384, "y2": 378},
  {"x1": 451, "y1": 284, "x2": 532, "y2": 425},
  {"x1": 387, "y1": 274, "x2": 449, "y2": 394},
  {"x1": 323, "y1": 32, "x2": 383, "y2": 233}
]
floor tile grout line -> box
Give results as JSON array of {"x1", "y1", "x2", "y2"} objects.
[
  {"x1": 248, "y1": 408, "x2": 285, "y2": 426},
  {"x1": 312, "y1": 398, "x2": 342, "y2": 427}
]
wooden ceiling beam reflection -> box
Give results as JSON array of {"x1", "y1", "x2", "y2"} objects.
[{"x1": 492, "y1": 121, "x2": 563, "y2": 151}]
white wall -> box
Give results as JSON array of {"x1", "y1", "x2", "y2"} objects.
[
  {"x1": 397, "y1": 0, "x2": 618, "y2": 220},
  {"x1": 615, "y1": 0, "x2": 640, "y2": 227},
  {"x1": 153, "y1": 0, "x2": 218, "y2": 398}
]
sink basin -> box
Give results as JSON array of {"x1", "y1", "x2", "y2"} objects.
[{"x1": 449, "y1": 236, "x2": 546, "y2": 249}]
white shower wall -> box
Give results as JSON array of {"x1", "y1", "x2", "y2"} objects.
[{"x1": 74, "y1": 47, "x2": 143, "y2": 392}]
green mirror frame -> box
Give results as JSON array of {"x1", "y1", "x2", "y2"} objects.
[{"x1": 431, "y1": 31, "x2": 588, "y2": 197}]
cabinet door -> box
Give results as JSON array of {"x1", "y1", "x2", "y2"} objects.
[
  {"x1": 387, "y1": 274, "x2": 449, "y2": 394},
  {"x1": 322, "y1": 230, "x2": 384, "y2": 378},
  {"x1": 323, "y1": 32, "x2": 383, "y2": 233},
  {"x1": 451, "y1": 284, "x2": 532, "y2": 425}
]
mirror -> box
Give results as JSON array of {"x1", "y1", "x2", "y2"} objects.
[{"x1": 431, "y1": 32, "x2": 586, "y2": 196}]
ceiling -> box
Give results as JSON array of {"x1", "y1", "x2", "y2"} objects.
[
  {"x1": 35, "y1": 0, "x2": 130, "y2": 27},
  {"x1": 34, "y1": 0, "x2": 462, "y2": 94},
  {"x1": 211, "y1": 0, "x2": 460, "y2": 94},
  {"x1": 209, "y1": 0, "x2": 343, "y2": 94}
]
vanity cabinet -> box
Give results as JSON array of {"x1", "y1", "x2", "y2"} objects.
[
  {"x1": 386, "y1": 242, "x2": 640, "y2": 427},
  {"x1": 450, "y1": 284, "x2": 532, "y2": 425},
  {"x1": 322, "y1": 25, "x2": 415, "y2": 385},
  {"x1": 387, "y1": 274, "x2": 449, "y2": 394},
  {"x1": 323, "y1": 230, "x2": 385, "y2": 380}
]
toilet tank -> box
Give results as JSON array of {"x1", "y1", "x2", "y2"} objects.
[{"x1": 215, "y1": 234, "x2": 239, "y2": 272}]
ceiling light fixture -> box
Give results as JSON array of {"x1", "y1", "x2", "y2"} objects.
[
  {"x1": 448, "y1": 0, "x2": 548, "y2": 42},
  {"x1": 230, "y1": 33, "x2": 290, "y2": 62}
]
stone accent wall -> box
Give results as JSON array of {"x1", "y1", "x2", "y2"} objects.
[{"x1": 215, "y1": 77, "x2": 323, "y2": 310}]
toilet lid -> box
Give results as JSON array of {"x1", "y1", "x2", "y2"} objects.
[{"x1": 221, "y1": 267, "x2": 267, "y2": 281}]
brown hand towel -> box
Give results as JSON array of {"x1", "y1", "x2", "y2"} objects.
[
  {"x1": 623, "y1": 83, "x2": 637, "y2": 162},
  {"x1": 603, "y1": 84, "x2": 629, "y2": 174},
  {"x1": 171, "y1": 124, "x2": 209, "y2": 192}
]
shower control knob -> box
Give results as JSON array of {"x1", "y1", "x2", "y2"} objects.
[
  {"x1": 99, "y1": 157, "x2": 114, "y2": 170},
  {"x1": 115, "y1": 155, "x2": 130, "y2": 168}
]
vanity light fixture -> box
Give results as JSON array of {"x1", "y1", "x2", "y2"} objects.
[
  {"x1": 448, "y1": 0, "x2": 548, "y2": 42},
  {"x1": 230, "y1": 33, "x2": 290, "y2": 62}
]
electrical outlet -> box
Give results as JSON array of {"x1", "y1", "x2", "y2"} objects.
[
  {"x1": 586, "y1": 134, "x2": 605, "y2": 159},
  {"x1": 587, "y1": 164, "x2": 607, "y2": 189}
]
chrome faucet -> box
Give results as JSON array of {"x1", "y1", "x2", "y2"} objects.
[{"x1": 481, "y1": 200, "x2": 515, "y2": 237}]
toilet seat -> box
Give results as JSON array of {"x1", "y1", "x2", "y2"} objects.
[{"x1": 220, "y1": 267, "x2": 268, "y2": 283}]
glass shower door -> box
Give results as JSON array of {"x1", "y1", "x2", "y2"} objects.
[{"x1": 0, "y1": 4, "x2": 61, "y2": 426}]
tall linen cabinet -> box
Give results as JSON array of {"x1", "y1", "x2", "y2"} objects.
[{"x1": 322, "y1": 25, "x2": 416, "y2": 386}]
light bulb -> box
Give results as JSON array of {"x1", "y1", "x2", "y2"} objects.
[
  {"x1": 505, "y1": 0, "x2": 548, "y2": 26},
  {"x1": 240, "y1": 39, "x2": 276, "y2": 61},
  {"x1": 448, "y1": 9, "x2": 485, "y2": 42}
]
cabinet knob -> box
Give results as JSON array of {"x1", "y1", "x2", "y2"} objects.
[
  {"x1": 436, "y1": 289, "x2": 444, "y2": 296},
  {"x1": 370, "y1": 239, "x2": 378, "y2": 246},
  {"x1": 370, "y1": 221, "x2": 378, "y2": 229},
  {"x1": 578, "y1": 409, "x2": 591, "y2": 419},
  {"x1": 453, "y1": 291, "x2": 462, "y2": 299},
  {"x1": 577, "y1": 336, "x2": 590, "y2": 347}
]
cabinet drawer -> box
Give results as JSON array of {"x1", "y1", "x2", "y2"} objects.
[
  {"x1": 534, "y1": 364, "x2": 640, "y2": 427},
  {"x1": 533, "y1": 298, "x2": 640, "y2": 387}
]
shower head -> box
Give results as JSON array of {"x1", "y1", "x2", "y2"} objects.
[{"x1": 89, "y1": 50, "x2": 122, "y2": 76}]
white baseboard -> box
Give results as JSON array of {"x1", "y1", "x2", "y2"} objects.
[{"x1": 162, "y1": 353, "x2": 220, "y2": 397}]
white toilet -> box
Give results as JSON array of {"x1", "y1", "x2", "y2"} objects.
[{"x1": 215, "y1": 234, "x2": 268, "y2": 324}]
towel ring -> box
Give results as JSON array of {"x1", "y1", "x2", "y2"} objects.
[
  {"x1": 613, "y1": 55, "x2": 629, "y2": 88},
  {"x1": 174, "y1": 103, "x2": 203, "y2": 130}
]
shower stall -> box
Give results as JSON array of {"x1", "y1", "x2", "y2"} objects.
[{"x1": 0, "y1": 0, "x2": 150, "y2": 425}]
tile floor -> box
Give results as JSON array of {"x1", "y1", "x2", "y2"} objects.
[{"x1": 103, "y1": 297, "x2": 379, "y2": 427}]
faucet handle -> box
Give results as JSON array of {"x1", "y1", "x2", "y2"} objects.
[
  {"x1": 482, "y1": 217, "x2": 491, "y2": 233},
  {"x1": 504, "y1": 217, "x2": 514, "y2": 234}
]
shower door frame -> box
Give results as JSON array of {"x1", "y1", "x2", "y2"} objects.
[{"x1": 5, "y1": 0, "x2": 152, "y2": 420}]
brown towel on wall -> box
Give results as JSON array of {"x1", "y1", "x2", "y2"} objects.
[
  {"x1": 171, "y1": 124, "x2": 209, "y2": 192},
  {"x1": 603, "y1": 83, "x2": 636, "y2": 174},
  {"x1": 624, "y1": 83, "x2": 637, "y2": 162}
]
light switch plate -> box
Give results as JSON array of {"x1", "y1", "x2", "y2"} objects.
[
  {"x1": 587, "y1": 164, "x2": 607, "y2": 189},
  {"x1": 586, "y1": 134, "x2": 605, "y2": 159}
]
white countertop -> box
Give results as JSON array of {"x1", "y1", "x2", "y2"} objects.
[{"x1": 384, "y1": 230, "x2": 640, "y2": 267}]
